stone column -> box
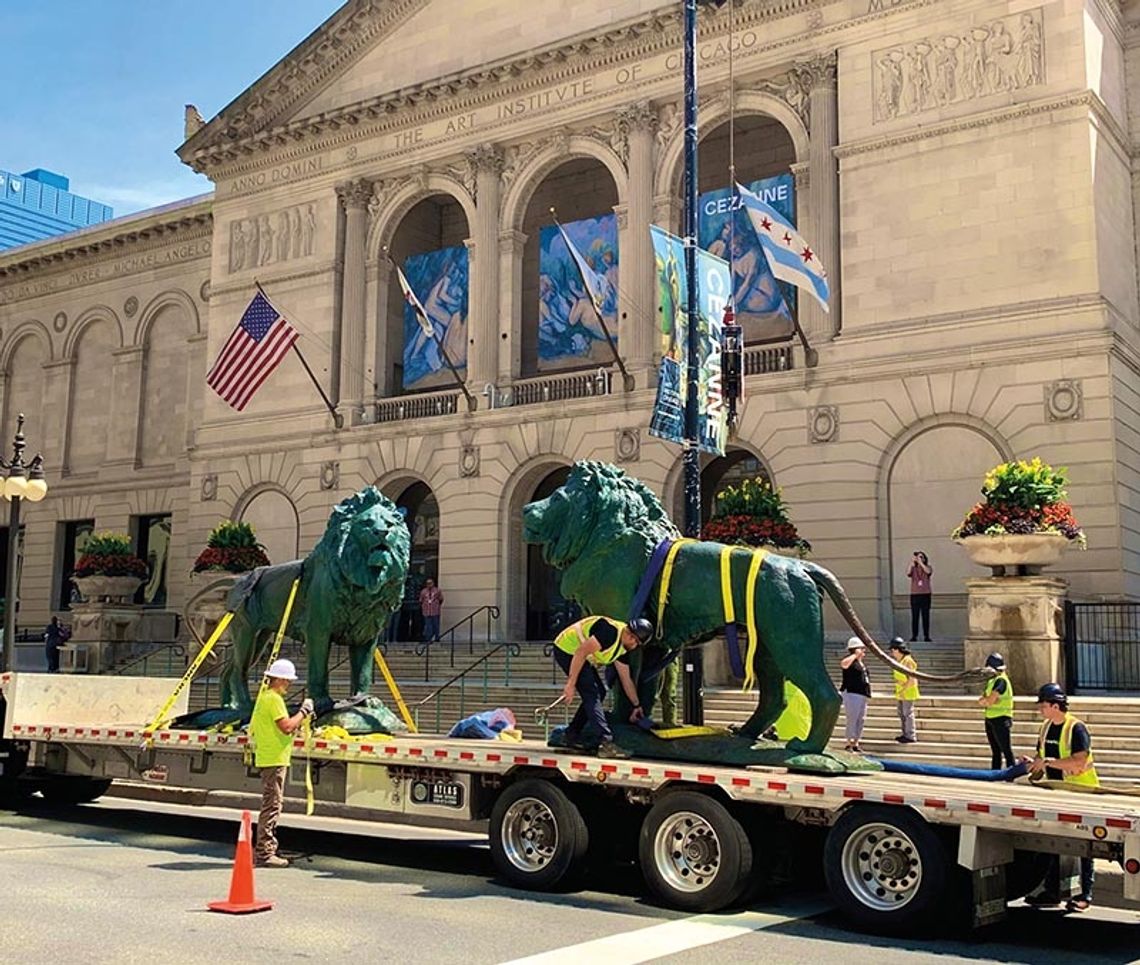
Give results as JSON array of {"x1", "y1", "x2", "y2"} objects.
[
  {"x1": 498, "y1": 229, "x2": 528, "y2": 381},
  {"x1": 337, "y1": 178, "x2": 373, "y2": 424},
  {"x1": 106, "y1": 345, "x2": 145, "y2": 466},
  {"x1": 794, "y1": 53, "x2": 840, "y2": 343},
  {"x1": 371, "y1": 258, "x2": 395, "y2": 398},
  {"x1": 466, "y1": 144, "x2": 504, "y2": 393},
  {"x1": 617, "y1": 102, "x2": 658, "y2": 386},
  {"x1": 41, "y1": 359, "x2": 73, "y2": 472}
]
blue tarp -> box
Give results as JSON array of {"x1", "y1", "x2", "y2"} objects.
[
  {"x1": 871, "y1": 758, "x2": 1031, "y2": 782},
  {"x1": 447, "y1": 708, "x2": 517, "y2": 740}
]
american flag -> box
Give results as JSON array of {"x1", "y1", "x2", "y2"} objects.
[{"x1": 206, "y1": 291, "x2": 299, "y2": 411}]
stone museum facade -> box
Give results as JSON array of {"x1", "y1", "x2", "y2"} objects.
[{"x1": 1, "y1": 0, "x2": 1139, "y2": 648}]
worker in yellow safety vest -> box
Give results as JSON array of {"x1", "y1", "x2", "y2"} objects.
[
  {"x1": 977, "y1": 652, "x2": 1016, "y2": 769},
  {"x1": 889, "y1": 638, "x2": 920, "y2": 744},
  {"x1": 1027, "y1": 682, "x2": 1099, "y2": 912},
  {"x1": 554, "y1": 616, "x2": 654, "y2": 759}
]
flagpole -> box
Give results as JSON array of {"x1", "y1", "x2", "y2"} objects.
[
  {"x1": 254, "y1": 280, "x2": 344, "y2": 428},
  {"x1": 383, "y1": 252, "x2": 477, "y2": 413},
  {"x1": 551, "y1": 209, "x2": 635, "y2": 392}
]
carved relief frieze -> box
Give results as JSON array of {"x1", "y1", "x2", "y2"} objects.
[
  {"x1": 873, "y1": 8, "x2": 1044, "y2": 123},
  {"x1": 319, "y1": 460, "x2": 340, "y2": 490},
  {"x1": 228, "y1": 202, "x2": 317, "y2": 274},
  {"x1": 808, "y1": 405, "x2": 839, "y2": 444},
  {"x1": 1045, "y1": 379, "x2": 1082, "y2": 422},
  {"x1": 614, "y1": 428, "x2": 640, "y2": 463}
]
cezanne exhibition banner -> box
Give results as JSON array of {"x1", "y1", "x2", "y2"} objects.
[
  {"x1": 402, "y1": 245, "x2": 469, "y2": 390},
  {"x1": 537, "y1": 213, "x2": 618, "y2": 371},
  {"x1": 649, "y1": 224, "x2": 729, "y2": 456},
  {"x1": 699, "y1": 173, "x2": 795, "y2": 344}
]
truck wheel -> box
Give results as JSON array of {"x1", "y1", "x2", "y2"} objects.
[
  {"x1": 490, "y1": 779, "x2": 588, "y2": 891},
  {"x1": 639, "y1": 791, "x2": 753, "y2": 913},
  {"x1": 824, "y1": 805, "x2": 949, "y2": 933},
  {"x1": 40, "y1": 777, "x2": 113, "y2": 805}
]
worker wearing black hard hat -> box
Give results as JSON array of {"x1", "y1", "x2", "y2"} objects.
[
  {"x1": 976, "y1": 653, "x2": 1016, "y2": 769},
  {"x1": 1026, "y1": 683, "x2": 1099, "y2": 912},
  {"x1": 553, "y1": 616, "x2": 653, "y2": 759}
]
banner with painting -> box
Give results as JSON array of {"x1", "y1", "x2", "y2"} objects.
[
  {"x1": 648, "y1": 225, "x2": 729, "y2": 457},
  {"x1": 401, "y1": 245, "x2": 469, "y2": 390},
  {"x1": 537, "y1": 214, "x2": 618, "y2": 371},
  {"x1": 699, "y1": 172, "x2": 795, "y2": 344}
]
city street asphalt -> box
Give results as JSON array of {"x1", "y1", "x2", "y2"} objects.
[{"x1": 0, "y1": 797, "x2": 1138, "y2": 964}]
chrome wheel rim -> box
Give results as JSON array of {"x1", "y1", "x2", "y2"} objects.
[
  {"x1": 654, "y1": 810, "x2": 722, "y2": 893},
  {"x1": 840, "y1": 822, "x2": 923, "y2": 911},
  {"x1": 501, "y1": 797, "x2": 558, "y2": 873}
]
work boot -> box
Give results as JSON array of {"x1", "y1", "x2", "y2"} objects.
[
  {"x1": 256, "y1": 854, "x2": 290, "y2": 868},
  {"x1": 596, "y1": 741, "x2": 630, "y2": 759}
]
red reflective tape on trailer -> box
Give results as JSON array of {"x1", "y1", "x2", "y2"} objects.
[
  {"x1": 1058, "y1": 813, "x2": 1082, "y2": 824},
  {"x1": 75, "y1": 728, "x2": 86, "y2": 735},
  {"x1": 485, "y1": 753, "x2": 501, "y2": 762},
  {"x1": 542, "y1": 759, "x2": 559, "y2": 768},
  {"x1": 237, "y1": 736, "x2": 249, "y2": 745},
  {"x1": 601, "y1": 764, "x2": 618, "y2": 774},
  {"x1": 315, "y1": 741, "x2": 328, "y2": 750},
  {"x1": 732, "y1": 777, "x2": 751, "y2": 788},
  {"x1": 514, "y1": 756, "x2": 530, "y2": 765},
  {"x1": 924, "y1": 799, "x2": 947, "y2": 809},
  {"x1": 664, "y1": 770, "x2": 683, "y2": 780},
  {"x1": 634, "y1": 767, "x2": 651, "y2": 777},
  {"x1": 197, "y1": 735, "x2": 209, "y2": 743},
  {"x1": 339, "y1": 743, "x2": 349, "y2": 753},
  {"x1": 805, "y1": 785, "x2": 825, "y2": 795},
  {"x1": 697, "y1": 774, "x2": 716, "y2": 784},
  {"x1": 384, "y1": 745, "x2": 398, "y2": 755},
  {"x1": 11, "y1": 725, "x2": 21, "y2": 734},
  {"x1": 967, "y1": 803, "x2": 990, "y2": 814},
  {"x1": 178, "y1": 733, "x2": 190, "y2": 742},
  {"x1": 571, "y1": 761, "x2": 588, "y2": 771},
  {"x1": 1107, "y1": 818, "x2": 1132, "y2": 830},
  {"x1": 883, "y1": 794, "x2": 905, "y2": 804},
  {"x1": 360, "y1": 745, "x2": 374, "y2": 754},
  {"x1": 768, "y1": 781, "x2": 788, "y2": 792},
  {"x1": 408, "y1": 748, "x2": 423, "y2": 756},
  {"x1": 91, "y1": 729, "x2": 102, "y2": 737},
  {"x1": 124, "y1": 731, "x2": 135, "y2": 739},
  {"x1": 434, "y1": 749, "x2": 449, "y2": 759},
  {"x1": 459, "y1": 751, "x2": 475, "y2": 761},
  {"x1": 844, "y1": 789, "x2": 865, "y2": 800},
  {"x1": 1012, "y1": 807, "x2": 1036, "y2": 819},
  {"x1": 108, "y1": 729, "x2": 118, "y2": 738},
  {"x1": 26, "y1": 726, "x2": 36, "y2": 734}
]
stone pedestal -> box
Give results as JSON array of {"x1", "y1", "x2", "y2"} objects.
[
  {"x1": 962, "y1": 576, "x2": 1068, "y2": 694},
  {"x1": 60, "y1": 602, "x2": 144, "y2": 674}
]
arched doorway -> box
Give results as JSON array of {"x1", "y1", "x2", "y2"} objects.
[
  {"x1": 394, "y1": 481, "x2": 439, "y2": 641},
  {"x1": 525, "y1": 467, "x2": 581, "y2": 640},
  {"x1": 238, "y1": 489, "x2": 299, "y2": 565},
  {"x1": 672, "y1": 447, "x2": 772, "y2": 525}
]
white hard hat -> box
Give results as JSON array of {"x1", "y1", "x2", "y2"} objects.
[
  {"x1": 846, "y1": 637, "x2": 865, "y2": 652},
  {"x1": 266, "y1": 658, "x2": 297, "y2": 681}
]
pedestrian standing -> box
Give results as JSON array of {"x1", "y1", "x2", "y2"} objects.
[
  {"x1": 907, "y1": 551, "x2": 933, "y2": 642},
  {"x1": 890, "y1": 638, "x2": 920, "y2": 743},
  {"x1": 839, "y1": 637, "x2": 872, "y2": 752},
  {"x1": 1027, "y1": 683, "x2": 1099, "y2": 912},
  {"x1": 250, "y1": 658, "x2": 313, "y2": 868},
  {"x1": 418, "y1": 578, "x2": 444, "y2": 643},
  {"x1": 44, "y1": 616, "x2": 69, "y2": 673},
  {"x1": 977, "y1": 652, "x2": 1016, "y2": 769}
]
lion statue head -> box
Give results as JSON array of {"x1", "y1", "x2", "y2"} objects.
[
  {"x1": 314, "y1": 487, "x2": 410, "y2": 611},
  {"x1": 523, "y1": 461, "x2": 679, "y2": 582}
]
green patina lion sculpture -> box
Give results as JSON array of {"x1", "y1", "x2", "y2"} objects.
[
  {"x1": 186, "y1": 487, "x2": 410, "y2": 711},
  {"x1": 523, "y1": 461, "x2": 971, "y2": 755}
]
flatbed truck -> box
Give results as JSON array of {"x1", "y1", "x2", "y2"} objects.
[{"x1": 2, "y1": 670, "x2": 1138, "y2": 933}]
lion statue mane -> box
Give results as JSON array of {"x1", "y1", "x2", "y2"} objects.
[
  {"x1": 523, "y1": 460, "x2": 977, "y2": 754},
  {"x1": 187, "y1": 486, "x2": 410, "y2": 711}
]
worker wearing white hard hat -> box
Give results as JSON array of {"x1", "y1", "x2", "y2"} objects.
[
  {"x1": 839, "y1": 636, "x2": 872, "y2": 753},
  {"x1": 250, "y1": 657, "x2": 314, "y2": 867}
]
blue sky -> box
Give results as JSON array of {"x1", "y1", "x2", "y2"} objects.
[{"x1": 2, "y1": 2, "x2": 343, "y2": 214}]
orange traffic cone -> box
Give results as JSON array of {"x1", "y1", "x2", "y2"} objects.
[{"x1": 208, "y1": 810, "x2": 274, "y2": 914}]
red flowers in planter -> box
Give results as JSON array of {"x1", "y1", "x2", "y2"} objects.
[
  {"x1": 74, "y1": 553, "x2": 149, "y2": 579},
  {"x1": 700, "y1": 478, "x2": 811, "y2": 555},
  {"x1": 192, "y1": 545, "x2": 270, "y2": 573},
  {"x1": 951, "y1": 459, "x2": 1086, "y2": 546}
]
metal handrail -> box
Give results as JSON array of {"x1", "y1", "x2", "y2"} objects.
[
  {"x1": 413, "y1": 641, "x2": 521, "y2": 733},
  {"x1": 109, "y1": 642, "x2": 188, "y2": 677},
  {"x1": 414, "y1": 604, "x2": 501, "y2": 677}
]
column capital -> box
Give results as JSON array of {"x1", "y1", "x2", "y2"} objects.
[
  {"x1": 790, "y1": 161, "x2": 811, "y2": 191},
  {"x1": 336, "y1": 177, "x2": 374, "y2": 210},
  {"x1": 791, "y1": 51, "x2": 838, "y2": 93},
  {"x1": 616, "y1": 100, "x2": 659, "y2": 136},
  {"x1": 498, "y1": 228, "x2": 527, "y2": 254},
  {"x1": 465, "y1": 143, "x2": 506, "y2": 177}
]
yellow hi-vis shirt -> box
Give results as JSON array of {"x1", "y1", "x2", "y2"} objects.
[
  {"x1": 250, "y1": 689, "x2": 293, "y2": 768},
  {"x1": 893, "y1": 655, "x2": 920, "y2": 701}
]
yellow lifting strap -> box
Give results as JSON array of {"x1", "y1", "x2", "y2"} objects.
[
  {"x1": 301, "y1": 714, "x2": 315, "y2": 816},
  {"x1": 743, "y1": 548, "x2": 769, "y2": 692},
  {"x1": 657, "y1": 538, "x2": 696, "y2": 637},
  {"x1": 143, "y1": 611, "x2": 235, "y2": 743},
  {"x1": 719, "y1": 546, "x2": 737, "y2": 625},
  {"x1": 374, "y1": 647, "x2": 418, "y2": 734},
  {"x1": 253, "y1": 577, "x2": 301, "y2": 711}
]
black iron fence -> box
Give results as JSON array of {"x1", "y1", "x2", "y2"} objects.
[{"x1": 1064, "y1": 602, "x2": 1140, "y2": 693}]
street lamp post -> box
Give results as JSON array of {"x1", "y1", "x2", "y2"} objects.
[{"x1": 0, "y1": 414, "x2": 48, "y2": 672}]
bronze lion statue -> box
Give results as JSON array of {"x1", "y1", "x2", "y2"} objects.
[
  {"x1": 186, "y1": 487, "x2": 410, "y2": 712},
  {"x1": 523, "y1": 461, "x2": 979, "y2": 754}
]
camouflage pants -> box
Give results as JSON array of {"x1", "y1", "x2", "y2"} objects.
[{"x1": 255, "y1": 766, "x2": 287, "y2": 859}]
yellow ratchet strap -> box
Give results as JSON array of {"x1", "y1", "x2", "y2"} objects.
[
  {"x1": 743, "y1": 549, "x2": 769, "y2": 692},
  {"x1": 302, "y1": 714, "x2": 315, "y2": 816},
  {"x1": 657, "y1": 538, "x2": 696, "y2": 637},
  {"x1": 374, "y1": 648, "x2": 417, "y2": 733},
  {"x1": 143, "y1": 611, "x2": 235, "y2": 744},
  {"x1": 253, "y1": 577, "x2": 301, "y2": 710},
  {"x1": 719, "y1": 546, "x2": 736, "y2": 625}
]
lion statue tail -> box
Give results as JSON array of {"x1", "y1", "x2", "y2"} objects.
[{"x1": 804, "y1": 562, "x2": 992, "y2": 682}]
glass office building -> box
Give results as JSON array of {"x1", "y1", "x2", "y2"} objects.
[{"x1": 0, "y1": 168, "x2": 113, "y2": 250}]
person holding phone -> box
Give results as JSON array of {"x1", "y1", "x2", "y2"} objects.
[{"x1": 907, "y1": 550, "x2": 933, "y2": 642}]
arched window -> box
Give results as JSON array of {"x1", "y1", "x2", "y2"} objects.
[
  {"x1": 525, "y1": 466, "x2": 581, "y2": 640},
  {"x1": 239, "y1": 489, "x2": 300, "y2": 565},
  {"x1": 393, "y1": 481, "x2": 439, "y2": 641}
]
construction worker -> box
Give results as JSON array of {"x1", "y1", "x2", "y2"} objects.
[
  {"x1": 1027, "y1": 682, "x2": 1099, "y2": 912},
  {"x1": 977, "y1": 652, "x2": 1016, "y2": 769},
  {"x1": 554, "y1": 616, "x2": 654, "y2": 759},
  {"x1": 889, "y1": 638, "x2": 920, "y2": 743},
  {"x1": 839, "y1": 637, "x2": 871, "y2": 753},
  {"x1": 250, "y1": 658, "x2": 314, "y2": 868}
]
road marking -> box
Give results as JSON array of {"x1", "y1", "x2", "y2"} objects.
[{"x1": 499, "y1": 902, "x2": 829, "y2": 964}]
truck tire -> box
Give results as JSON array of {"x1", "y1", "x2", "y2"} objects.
[
  {"x1": 40, "y1": 777, "x2": 113, "y2": 805},
  {"x1": 489, "y1": 779, "x2": 588, "y2": 891},
  {"x1": 638, "y1": 791, "x2": 753, "y2": 913},
  {"x1": 824, "y1": 805, "x2": 950, "y2": 934}
]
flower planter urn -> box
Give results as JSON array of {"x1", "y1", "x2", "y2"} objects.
[
  {"x1": 955, "y1": 533, "x2": 1072, "y2": 577},
  {"x1": 73, "y1": 574, "x2": 145, "y2": 604}
]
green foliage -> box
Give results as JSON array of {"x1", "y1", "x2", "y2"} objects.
[
  {"x1": 711, "y1": 477, "x2": 791, "y2": 523},
  {"x1": 206, "y1": 520, "x2": 261, "y2": 550},
  {"x1": 981, "y1": 457, "x2": 1068, "y2": 510},
  {"x1": 82, "y1": 532, "x2": 134, "y2": 557}
]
